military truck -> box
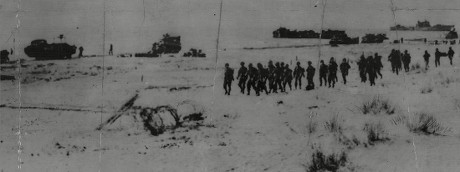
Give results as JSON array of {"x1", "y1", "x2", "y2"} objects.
[{"x1": 24, "y1": 39, "x2": 77, "y2": 60}]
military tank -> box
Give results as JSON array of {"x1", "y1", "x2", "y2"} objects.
[{"x1": 24, "y1": 39, "x2": 77, "y2": 60}]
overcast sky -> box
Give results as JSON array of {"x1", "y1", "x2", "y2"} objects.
[{"x1": 0, "y1": 0, "x2": 459, "y2": 55}]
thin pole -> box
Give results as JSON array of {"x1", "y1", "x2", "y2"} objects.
[
  {"x1": 215, "y1": 0, "x2": 224, "y2": 64},
  {"x1": 317, "y1": 0, "x2": 327, "y2": 69},
  {"x1": 98, "y1": 0, "x2": 106, "y2": 172},
  {"x1": 211, "y1": 0, "x2": 224, "y2": 122}
]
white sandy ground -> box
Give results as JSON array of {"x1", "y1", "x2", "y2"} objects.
[{"x1": 1, "y1": 43, "x2": 460, "y2": 172}]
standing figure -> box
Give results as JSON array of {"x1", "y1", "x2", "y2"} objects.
[
  {"x1": 435, "y1": 48, "x2": 443, "y2": 67},
  {"x1": 78, "y1": 46, "x2": 84, "y2": 58},
  {"x1": 283, "y1": 64, "x2": 293, "y2": 91},
  {"x1": 267, "y1": 61, "x2": 276, "y2": 93},
  {"x1": 247, "y1": 63, "x2": 260, "y2": 96},
  {"x1": 339, "y1": 58, "x2": 351, "y2": 84},
  {"x1": 397, "y1": 50, "x2": 403, "y2": 72},
  {"x1": 276, "y1": 62, "x2": 285, "y2": 92},
  {"x1": 109, "y1": 44, "x2": 113, "y2": 56},
  {"x1": 236, "y1": 62, "x2": 248, "y2": 94},
  {"x1": 448, "y1": 47, "x2": 455, "y2": 66},
  {"x1": 388, "y1": 49, "x2": 396, "y2": 74},
  {"x1": 374, "y1": 53, "x2": 383, "y2": 79},
  {"x1": 390, "y1": 50, "x2": 401, "y2": 75},
  {"x1": 257, "y1": 63, "x2": 269, "y2": 95},
  {"x1": 423, "y1": 50, "x2": 430, "y2": 69},
  {"x1": 223, "y1": 63, "x2": 234, "y2": 95},
  {"x1": 357, "y1": 54, "x2": 367, "y2": 82},
  {"x1": 328, "y1": 57, "x2": 338, "y2": 88},
  {"x1": 319, "y1": 60, "x2": 328, "y2": 87},
  {"x1": 402, "y1": 50, "x2": 411, "y2": 72},
  {"x1": 306, "y1": 61, "x2": 316, "y2": 90},
  {"x1": 293, "y1": 61, "x2": 305, "y2": 89},
  {"x1": 273, "y1": 62, "x2": 281, "y2": 93},
  {"x1": 367, "y1": 56, "x2": 376, "y2": 86}
]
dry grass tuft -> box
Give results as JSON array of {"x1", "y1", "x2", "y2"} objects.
[
  {"x1": 363, "y1": 121, "x2": 390, "y2": 145},
  {"x1": 304, "y1": 149, "x2": 348, "y2": 172},
  {"x1": 324, "y1": 115, "x2": 343, "y2": 134},
  {"x1": 357, "y1": 96, "x2": 396, "y2": 115},
  {"x1": 391, "y1": 113, "x2": 451, "y2": 136}
]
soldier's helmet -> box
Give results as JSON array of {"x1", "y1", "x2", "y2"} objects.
[
  {"x1": 320, "y1": 60, "x2": 324, "y2": 63},
  {"x1": 240, "y1": 62, "x2": 245, "y2": 66},
  {"x1": 330, "y1": 57, "x2": 335, "y2": 62},
  {"x1": 297, "y1": 61, "x2": 300, "y2": 65},
  {"x1": 248, "y1": 63, "x2": 253, "y2": 67},
  {"x1": 285, "y1": 64, "x2": 289, "y2": 68},
  {"x1": 225, "y1": 63, "x2": 229, "y2": 67},
  {"x1": 308, "y1": 61, "x2": 312, "y2": 65},
  {"x1": 257, "y1": 63, "x2": 262, "y2": 68},
  {"x1": 275, "y1": 62, "x2": 280, "y2": 66},
  {"x1": 269, "y1": 60, "x2": 273, "y2": 64},
  {"x1": 343, "y1": 58, "x2": 347, "y2": 62}
]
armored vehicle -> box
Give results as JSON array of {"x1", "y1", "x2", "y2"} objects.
[
  {"x1": 24, "y1": 39, "x2": 77, "y2": 60},
  {"x1": 329, "y1": 35, "x2": 359, "y2": 46}
]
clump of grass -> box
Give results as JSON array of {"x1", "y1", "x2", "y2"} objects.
[
  {"x1": 420, "y1": 85, "x2": 433, "y2": 94},
  {"x1": 409, "y1": 113, "x2": 451, "y2": 135},
  {"x1": 440, "y1": 77, "x2": 455, "y2": 87},
  {"x1": 391, "y1": 113, "x2": 451, "y2": 136},
  {"x1": 363, "y1": 121, "x2": 390, "y2": 145},
  {"x1": 324, "y1": 115, "x2": 343, "y2": 134},
  {"x1": 336, "y1": 134, "x2": 362, "y2": 149},
  {"x1": 305, "y1": 149, "x2": 348, "y2": 172},
  {"x1": 390, "y1": 115, "x2": 406, "y2": 126},
  {"x1": 357, "y1": 96, "x2": 396, "y2": 115}
]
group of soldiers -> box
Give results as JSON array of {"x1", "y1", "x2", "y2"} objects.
[
  {"x1": 389, "y1": 47, "x2": 455, "y2": 73},
  {"x1": 356, "y1": 53, "x2": 383, "y2": 86},
  {"x1": 387, "y1": 49, "x2": 412, "y2": 75},
  {"x1": 223, "y1": 57, "x2": 353, "y2": 96},
  {"x1": 223, "y1": 60, "x2": 316, "y2": 96},
  {"x1": 431, "y1": 47, "x2": 455, "y2": 68},
  {"x1": 318, "y1": 57, "x2": 351, "y2": 88},
  {"x1": 223, "y1": 47, "x2": 456, "y2": 96}
]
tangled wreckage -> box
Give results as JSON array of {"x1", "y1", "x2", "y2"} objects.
[
  {"x1": 24, "y1": 39, "x2": 77, "y2": 60},
  {"x1": 97, "y1": 93, "x2": 207, "y2": 136}
]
